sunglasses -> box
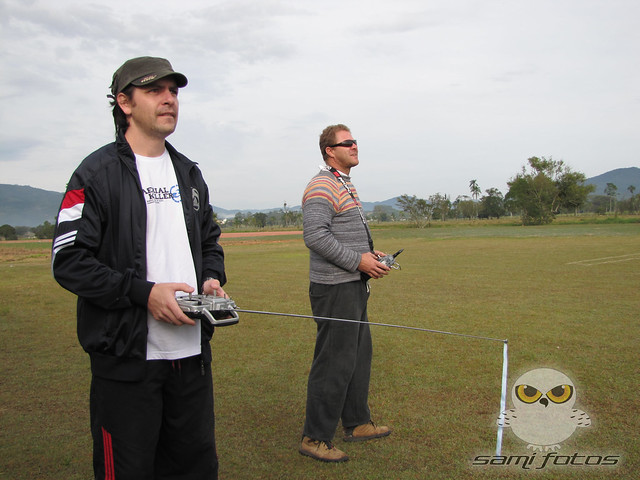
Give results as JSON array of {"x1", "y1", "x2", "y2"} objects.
[{"x1": 329, "y1": 139, "x2": 357, "y2": 148}]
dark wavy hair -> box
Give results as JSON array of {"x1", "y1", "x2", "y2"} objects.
[{"x1": 109, "y1": 84, "x2": 135, "y2": 136}]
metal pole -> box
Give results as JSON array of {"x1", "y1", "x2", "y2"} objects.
[{"x1": 496, "y1": 341, "x2": 509, "y2": 456}]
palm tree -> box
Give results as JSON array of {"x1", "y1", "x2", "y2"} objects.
[
  {"x1": 469, "y1": 179, "x2": 481, "y2": 218},
  {"x1": 604, "y1": 183, "x2": 618, "y2": 213}
]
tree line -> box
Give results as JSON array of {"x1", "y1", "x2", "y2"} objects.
[
  {"x1": 2, "y1": 157, "x2": 638, "y2": 239},
  {"x1": 395, "y1": 157, "x2": 638, "y2": 227},
  {"x1": 0, "y1": 221, "x2": 55, "y2": 241},
  {"x1": 221, "y1": 202, "x2": 303, "y2": 229}
]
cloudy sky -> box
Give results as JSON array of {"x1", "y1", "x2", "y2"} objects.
[{"x1": 2, "y1": 0, "x2": 638, "y2": 210}]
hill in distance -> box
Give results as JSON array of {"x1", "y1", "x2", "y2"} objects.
[
  {"x1": 1, "y1": 167, "x2": 638, "y2": 227},
  {"x1": 583, "y1": 167, "x2": 640, "y2": 196},
  {"x1": 0, "y1": 184, "x2": 64, "y2": 228}
]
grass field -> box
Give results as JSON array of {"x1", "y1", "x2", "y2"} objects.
[{"x1": 1, "y1": 223, "x2": 638, "y2": 479}]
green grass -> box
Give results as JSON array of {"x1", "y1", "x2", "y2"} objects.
[{"x1": 1, "y1": 223, "x2": 638, "y2": 479}]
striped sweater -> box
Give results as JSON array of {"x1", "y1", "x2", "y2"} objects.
[{"x1": 302, "y1": 169, "x2": 371, "y2": 284}]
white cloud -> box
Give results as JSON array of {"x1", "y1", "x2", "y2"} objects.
[{"x1": 1, "y1": 0, "x2": 638, "y2": 209}]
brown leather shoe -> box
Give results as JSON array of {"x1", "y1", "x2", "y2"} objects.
[
  {"x1": 299, "y1": 436, "x2": 349, "y2": 463},
  {"x1": 343, "y1": 421, "x2": 392, "y2": 442}
]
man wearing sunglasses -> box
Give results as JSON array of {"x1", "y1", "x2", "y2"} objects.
[{"x1": 299, "y1": 124, "x2": 392, "y2": 463}]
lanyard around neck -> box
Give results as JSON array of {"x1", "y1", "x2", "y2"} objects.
[{"x1": 328, "y1": 167, "x2": 374, "y2": 252}]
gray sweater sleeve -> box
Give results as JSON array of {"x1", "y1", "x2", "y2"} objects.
[{"x1": 302, "y1": 197, "x2": 369, "y2": 284}]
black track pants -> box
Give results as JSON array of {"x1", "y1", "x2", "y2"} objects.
[{"x1": 90, "y1": 355, "x2": 218, "y2": 480}]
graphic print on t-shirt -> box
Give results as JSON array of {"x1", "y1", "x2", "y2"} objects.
[{"x1": 142, "y1": 184, "x2": 182, "y2": 204}]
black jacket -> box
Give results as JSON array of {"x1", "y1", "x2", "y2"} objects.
[{"x1": 52, "y1": 131, "x2": 226, "y2": 381}]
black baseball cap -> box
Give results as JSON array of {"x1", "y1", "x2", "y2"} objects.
[{"x1": 110, "y1": 56, "x2": 188, "y2": 95}]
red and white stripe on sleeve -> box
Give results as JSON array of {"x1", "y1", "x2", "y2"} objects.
[{"x1": 57, "y1": 189, "x2": 85, "y2": 223}]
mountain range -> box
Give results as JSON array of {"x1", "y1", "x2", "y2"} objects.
[{"x1": 1, "y1": 167, "x2": 638, "y2": 227}]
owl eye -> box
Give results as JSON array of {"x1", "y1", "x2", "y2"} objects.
[
  {"x1": 516, "y1": 384, "x2": 542, "y2": 403},
  {"x1": 547, "y1": 384, "x2": 574, "y2": 404}
]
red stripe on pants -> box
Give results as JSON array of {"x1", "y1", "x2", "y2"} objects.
[{"x1": 102, "y1": 427, "x2": 114, "y2": 480}]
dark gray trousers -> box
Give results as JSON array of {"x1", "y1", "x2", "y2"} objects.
[{"x1": 303, "y1": 280, "x2": 372, "y2": 442}]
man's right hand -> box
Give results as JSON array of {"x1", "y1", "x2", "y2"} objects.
[
  {"x1": 147, "y1": 282, "x2": 196, "y2": 326},
  {"x1": 358, "y1": 252, "x2": 390, "y2": 279}
]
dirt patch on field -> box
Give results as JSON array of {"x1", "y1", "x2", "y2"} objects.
[
  {"x1": 0, "y1": 246, "x2": 51, "y2": 264},
  {"x1": 0, "y1": 232, "x2": 303, "y2": 262},
  {"x1": 221, "y1": 231, "x2": 302, "y2": 238}
]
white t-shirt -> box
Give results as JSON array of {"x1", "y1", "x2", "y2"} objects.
[{"x1": 136, "y1": 150, "x2": 201, "y2": 360}]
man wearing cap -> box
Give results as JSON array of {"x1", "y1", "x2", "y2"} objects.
[{"x1": 52, "y1": 57, "x2": 226, "y2": 479}]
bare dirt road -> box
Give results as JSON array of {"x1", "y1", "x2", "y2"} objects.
[{"x1": 221, "y1": 231, "x2": 302, "y2": 238}]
